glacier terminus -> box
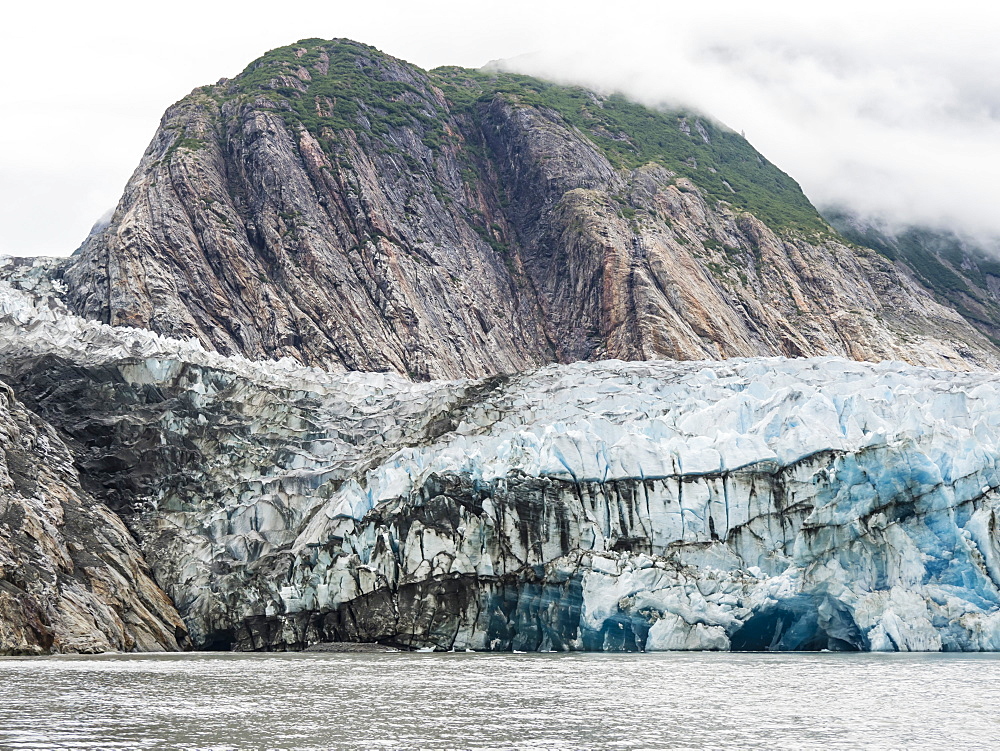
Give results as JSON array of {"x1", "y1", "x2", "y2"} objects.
[{"x1": 3, "y1": 262, "x2": 1000, "y2": 653}]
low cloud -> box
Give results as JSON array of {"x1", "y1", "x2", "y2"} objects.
[
  {"x1": 497, "y1": 3, "x2": 1000, "y2": 244},
  {"x1": 3, "y1": 0, "x2": 997, "y2": 255}
]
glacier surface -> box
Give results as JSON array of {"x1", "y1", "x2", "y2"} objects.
[{"x1": 4, "y1": 258, "x2": 1000, "y2": 651}]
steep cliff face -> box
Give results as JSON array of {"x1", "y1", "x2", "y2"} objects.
[
  {"x1": 64, "y1": 41, "x2": 554, "y2": 380},
  {"x1": 826, "y1": 210, "x2": 1000, "y2": 348},
  {"x1": 62, "y1": 39, "x2": 1000, "y2": 377},
  {"x1": 6, "y1": 278, "x2": 1000, "y2": 652},
  {"x1": 0, "y1": 377, "x2": 188, "y2": 655}
]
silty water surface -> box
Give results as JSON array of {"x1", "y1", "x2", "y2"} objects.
[{"x1": 0, "y1": 651, "x2": 997, "y2": 749}]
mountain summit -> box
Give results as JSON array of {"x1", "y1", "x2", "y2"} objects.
[{"x1": 63, "y1": 38, "x2": 998, "y2": 377}]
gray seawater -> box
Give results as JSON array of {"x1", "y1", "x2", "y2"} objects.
[{"x1": 0, "y1": 652, "x2": 997, "y2": 750}]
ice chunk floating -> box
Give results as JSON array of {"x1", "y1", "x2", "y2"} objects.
[{"x1": 3, "y1": 269, "x2": 1000, "y2": 651}]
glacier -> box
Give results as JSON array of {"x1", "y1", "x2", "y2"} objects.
[{"x1": 3, "y1": 257, "x2": 1000, "y2": 651}]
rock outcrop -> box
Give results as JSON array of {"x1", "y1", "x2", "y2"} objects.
[
  {"x1": 826, "y1": 210, "x2": 1000, "y2": 348},
  {"x1": 6, "y1": 275, "x2": 1000, "y2": 652},
  {"x1": 0, "y1": 374, "x2": 188, "y2": 655},
  {"x1": 60, "y1": 39, "x2": 1000, "y2": 378}
]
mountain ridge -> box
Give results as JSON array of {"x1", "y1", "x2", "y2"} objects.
[
  {"x1": 59, "y1": 38, "x2": 1000, "y2": 377},
  {"x1": 825, "y1": 209, "x2": 1000, "y2": 348}
]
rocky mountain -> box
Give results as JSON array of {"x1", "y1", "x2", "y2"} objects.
[
  {"x1": 0, "y1": 319, "x2": 188, "y2": 654},
  {"x1": 6, "y1": 38, "x2": 1000, "y2": 655},
  {"x1": 4, "y1": 275, "x2": 1000, "y2": 652},
  {"x1": 62, "y1": 38, "x2": 999, "y2": 378},
  {"x1": 826, "y1": 210, "x2": 1000, "y2": 349}
]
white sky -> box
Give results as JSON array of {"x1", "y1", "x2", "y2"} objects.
[{"x1": 3, "y1": 0, "x2": 998, "y2": 256}]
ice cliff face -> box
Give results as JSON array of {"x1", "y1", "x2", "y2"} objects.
[
  {"x1": 5, "y1": 267, "x2": 1000, "y2": 652},
  {"x1": 60, "y1": 39, "x2": 999, "y2": 378}
]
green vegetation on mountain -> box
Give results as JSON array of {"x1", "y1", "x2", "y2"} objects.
[
  {"x1": 432, "y1": 68, "x2": 828, "y2": 235},
  {"x1": 214, "y1": 39, "x2": 449, "y2": 151},
  {"x1": 207, "y1": 38, "x2": 830, "y2": 237}
]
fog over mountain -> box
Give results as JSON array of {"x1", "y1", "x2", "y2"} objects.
[
  {"x1": 495, "y1": 8, "x2": 1000, "y2": 246},
  {"x1": 2, "y1": 0, "x2": 997, "y2": 256}
]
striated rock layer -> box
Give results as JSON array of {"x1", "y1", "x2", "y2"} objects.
[
  {"x1": 0, "y1": 378, "x2": 188, "y2": 655},
  {"x1": 5, "y1": 274, "x2": 1000, "y2": 652},
  {"x1": 61, "y1": 39, "x2": 999, "y2": 378}
]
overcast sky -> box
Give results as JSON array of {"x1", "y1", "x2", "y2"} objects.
[{"x1": 3, "y1": 0, "x2": 998, "y2": 256}]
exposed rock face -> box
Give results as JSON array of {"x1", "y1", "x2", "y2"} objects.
[
  {"x1": 0, "y1": 379, "x2": 188, "y2": 655},
  {"x1": 64, "y1": 43, "x2": 555, "y2": 380},
  {"x1": 6, "y1": 279, "x2": 1000, "y2": 652},
  {"x1": 826, "y1": 210, "x2": 1000, "y2": 347},
  {"x1": 61, "y1": 39, "x2": 999, "y2": 378}
]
